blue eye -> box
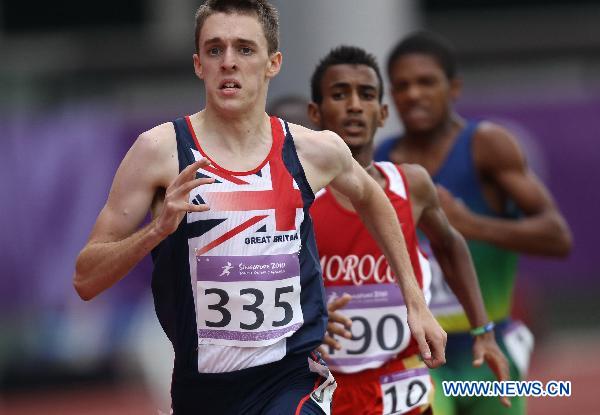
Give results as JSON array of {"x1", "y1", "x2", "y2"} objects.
[{"x1": 240, "y1": 47, "x2": 253, "y2": 55}]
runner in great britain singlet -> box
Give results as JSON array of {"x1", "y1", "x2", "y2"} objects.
[{"x1": 151, "y1": 116, "x2": 335, "y2": 414}]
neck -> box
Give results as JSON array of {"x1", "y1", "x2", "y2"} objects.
[
  {"x1": 350, "y1": 143, "x2": 374, "y2": 169},
  {"x1": 336, "y1": 141, "x2": 385, "y2": 188},
  {"x1": 329, "y1": 147, "x2": 384, "y2": 212},
  {"x1": 195, "y1": 102, "x2": 271, "y2": 154},
  {"x1": 404, "y1": 112, "x2": 464, "y2": 146},
  {"x1": 350, "y1": 144, "x2": 380, "y2": 180}
]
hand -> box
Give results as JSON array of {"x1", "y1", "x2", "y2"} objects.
[
  {"x1": 473, "y1": 332, "x2": 512, "y2": 408},
  {"x1": 436, "y1": 185, "x2": 473, "y2": 237},
  {"x1": 407, "y1": 304, "x2": 447, "y2": 369},
  {"x1": 155, "y1": 158, "x2": 214, "y2": 237},
  {"x1": 319, "y1": 293, "x2": 353, "y2": 359}
]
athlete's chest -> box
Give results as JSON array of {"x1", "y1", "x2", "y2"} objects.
[
  {"x1": 186, "y1": 158, "x2": 305, "y2": 254},
  {"x1": 315, "y1": 193, "x2": 411, "y2": 288},
  {"x1": 186, "y1": 158, "x2": 308, "y2": 358},
  {"x1": 314, "y1": 191, "x2": 410, "y2": 254}
]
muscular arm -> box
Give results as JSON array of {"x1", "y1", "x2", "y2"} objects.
[
  {"x1": 73, "y1": 125, "x2": 212, "y2": 300},
  {"x1": 408, "y1": 164, "x2": 510, "y2": 403},
  {"x1": 293, "y1": 126, "x2": 446, "y2": 367},
  {"x1": 441, "y1": 123, "x2": 572, "y2": 257},
  {"x1": 407, "y1": 164, "x2": 488, "y2": 329}
]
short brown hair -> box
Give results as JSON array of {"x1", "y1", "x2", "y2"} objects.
[{"x1": 194, "y1": 0, "x2": 279, "y2": 55}]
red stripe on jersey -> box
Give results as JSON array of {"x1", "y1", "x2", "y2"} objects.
[
  {"x1": 266, "y1": 118, "x2": 304, "y2": 230},
  {"x1": 184, "y1": 115, "x2": 202, "y2": 154},
  {"x1": 203, "y1": 188, "x2": 302, "y2": 231},
  {"x1": 196, "y1": 215, "x2": 268, "y2": 255},
  {"x1": 185, "y1": 116, "x2": 250, "y2": 185},
  {"x1": 294, "y1": 378, "x2": 321, "y2": 415},
  {"x1": 200, "y1": 118, "x2": 303, "y2": 231},
  {"x1": 201, "y1": 164, "x2": 250, "y2": 185}
]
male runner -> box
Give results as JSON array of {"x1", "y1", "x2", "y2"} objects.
[
  {"x1": 73, "y1": 3, "x2": 445, "y2": 414},
  {"x1": 308, "y1": 45, "x2": 509, "y2": 415},
  {"x1": 376, "y1": 31, "x2": 572, "y2": 415}
]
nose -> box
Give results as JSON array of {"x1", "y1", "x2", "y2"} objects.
[
  {"x1": 221, "y1": 47, "x2": 237, "y2": 71},
  {"x1": 405, "y1": 84, "x2": 422, "y2": 101},
  {"x1": 347, "y1": 91, "x2": 362, "y2": 113}
]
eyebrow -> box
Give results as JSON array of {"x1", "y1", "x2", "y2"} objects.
[
  {"x1": 203, "y1": 37, "x2": 259, "y2": 47},
  {"x1": 330, "y1": 82, "x2": 378, "y2": 91}
]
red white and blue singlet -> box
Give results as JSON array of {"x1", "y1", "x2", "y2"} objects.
[{"x1": 151, "y1": 116, "x2": 326, "y2": 379}]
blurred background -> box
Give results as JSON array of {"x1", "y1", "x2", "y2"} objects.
[{"x1": 1, "y1": 0, "x2": 598, "y2": 413}]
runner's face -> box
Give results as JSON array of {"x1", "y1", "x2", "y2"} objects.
[
  {"x1": 312, "y1": 64, "x2": 387, "y2": 150},
  {"x1": 194, "y1": 12, "x2": 280, "y2": 113},
  {"x1": 389, "y1": 54, "x2": 457, "y2": 134}
]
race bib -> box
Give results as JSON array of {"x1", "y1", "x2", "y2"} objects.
[
  {"x1": 196, "y1": 254, "x2": 303, "y2": 348},
  {"x1": 502, "y1": 321, "x2": 534, "y2": 378},
  {"x1": 380, "y1": 367, "x2": 432, "y2": 415},
  {"x1": 325, "y1": 284, "x2": 410, "y2": 373},
  {"x1": 420, "y1": 243, "x2": 463, "y2": 317}
]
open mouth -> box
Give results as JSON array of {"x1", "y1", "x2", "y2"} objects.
[
  {"x1": 342, "y1": 119, "x2": 367, "y2": 136},
  {"x1": 403, "y1": 106, "x2": 429, "y2": 119},
  {"x1": 219, "y1": 80, "x2": 241, "y2": 89},
  {"x1": 343, "y1": 119, "x2": 366, "y2": 128}
]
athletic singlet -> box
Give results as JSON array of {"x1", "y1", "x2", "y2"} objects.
[
  {"x1": 311, "y1": 162, "x2": 432, "y2": 374},
  {"x1": 151, "y1": 116, "x2": 326, "y2": 376},
  {"x1": 375, "y1": 121, "x2": 519, "y2": 333}
]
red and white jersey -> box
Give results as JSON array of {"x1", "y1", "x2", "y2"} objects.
[{"x1": 311, "y1": 162, "x2": 431, "y2": 374}]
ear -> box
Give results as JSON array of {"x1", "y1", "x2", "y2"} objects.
[
  {"x1": 193, "y1": 53, "x2": 203, "y2": 79},
  {"x1": 449, "y1": 77, "x2": 462, "y2": 101},
  {"x1": 378, "y1": 103, "x2": 389, "y2": 128},
  {"x1": 307, "y1": 102, "x2": 322, "y2": 128},
  {"x1": 266, "y1": 51, "x2": 283, "y2": 79}
]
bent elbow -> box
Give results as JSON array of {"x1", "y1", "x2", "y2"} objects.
[
  {"x1": 73, "y1": 276, "x2": 95, "y2": 301},
  {"x1": 536, "y1": 213, "x2": 573, "y2": 258},
  {"x1": 73, "y1": 260, "x2": 98, "y2": 301},
  {"x1": 551, "y1": 215, "x2": 573, "y2": 257},
  {"x1": 554, "y1": 229, "x2": 573, "y2": 258}
]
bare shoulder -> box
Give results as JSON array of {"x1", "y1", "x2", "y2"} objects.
[
  {"x1": 134, "y1": 121, "x2": 177, "y2": 159},
  {"x1": 401, "y1": 163, "x2": 430, "y2": 185},
  {"x1": 288, "y1": 123, "x2": 350, "y2": 169},
  {"x1": 288, "y1": 123, "x2": 347, "y2": 154},
  {"x1": 287, "y1": 123, "x2": 351, "y2": 192},
  {"x1": 400, "y1": 163, "x2": 436, "y2": 204},
  {"x1": 126, "y1": 121, "x2": 178, "y2": 187},
  {"x1": 473, "y1": 121, "x2": 526, "y2": 172}
]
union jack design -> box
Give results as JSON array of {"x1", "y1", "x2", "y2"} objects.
[{"x1": 185, "y1": 116, "x2": 305, "y2": 258}]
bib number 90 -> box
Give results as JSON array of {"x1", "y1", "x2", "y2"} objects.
[{"x1": 328, "y1": 307, "x2": 409, "y2": 358}]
